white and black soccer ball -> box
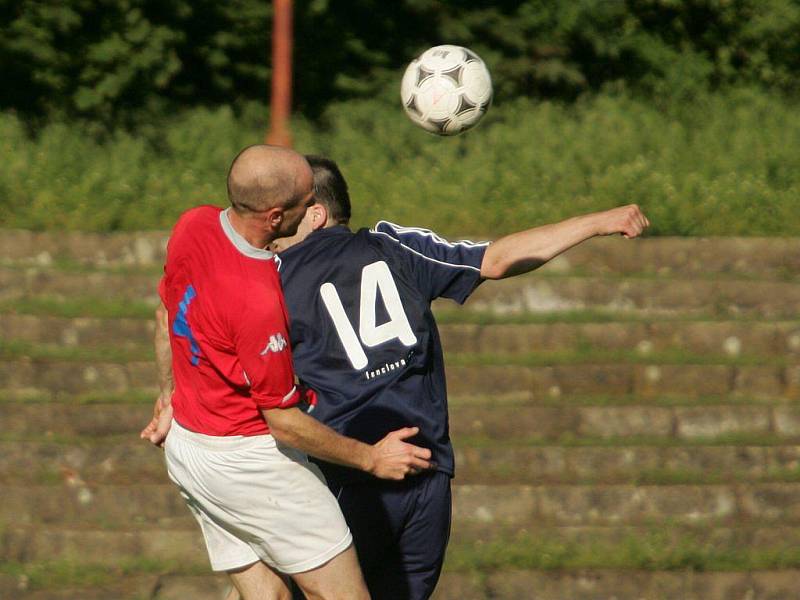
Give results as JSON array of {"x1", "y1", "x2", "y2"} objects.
[{"x1": 401, "y1": 45, "x2": 493, "y2": 136}]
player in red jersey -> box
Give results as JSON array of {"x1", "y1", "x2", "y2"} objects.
[{"x1": 141, "y1": 145, "x2": 432, "y2": 600}]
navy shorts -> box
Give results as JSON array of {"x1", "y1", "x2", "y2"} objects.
[{"x1": 293, "y1": 470, "x2": 452, "y2": 600}]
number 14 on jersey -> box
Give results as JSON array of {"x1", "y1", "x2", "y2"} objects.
[{"x1": 320, "y1": 261, "x2": 417, "y2": 370}]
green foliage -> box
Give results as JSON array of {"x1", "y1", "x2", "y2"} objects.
[
  {"x1": 0, "y1": 0, "x2": 270, "y2": 124},
  {"x1": 1, "y1": 89, "x2": 798, "y2": 236},
  {"x1": 2, "y1": 0, "x2": 800, "y2": 123}
]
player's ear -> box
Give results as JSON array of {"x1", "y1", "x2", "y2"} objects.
[
  {"x1": 265, "y1": 207, "x2": 284, "y2": 232},
  {"x1": 309, "y1": 203, "x2": 328, "y2": 231}
]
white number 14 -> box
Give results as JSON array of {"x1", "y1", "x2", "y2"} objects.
[{"x1": 320, "y1": 261, "x2": 417, "y2": 370}]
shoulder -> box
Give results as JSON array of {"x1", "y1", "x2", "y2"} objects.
[
  {"x1": 370, "y1": 220, "x2": 487, "y2": 248},
  {"x1": 170, "y1": 205, "x2": 223, "y2": 242},
  {"x1": 367, "y1": 220, "x2": 488, "y2": 269},
  {"x1": 177, "y1": 205, "x2": 222, "y2": 227}
]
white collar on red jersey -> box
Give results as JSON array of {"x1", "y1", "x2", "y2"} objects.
[{"x1": 219, "y1": 208, "x2": 275, "y2": 260}]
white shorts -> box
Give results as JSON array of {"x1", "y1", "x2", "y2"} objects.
[{"x1": 164, "y1": 419, "x2": 353, "y2": 573}]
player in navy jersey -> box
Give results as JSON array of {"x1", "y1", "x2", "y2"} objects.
[{"x1": 267, "y1": 156, "x2": 651, "y2": 600}]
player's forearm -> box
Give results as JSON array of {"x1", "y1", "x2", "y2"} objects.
[
  {"x1": 263, "y1": 407, "x2": 375, "y2": 473},
  {"x1": 480, "y1": 213, "x2": 601, "y2": 279},
  {"x1": 155, "y1": 303, "x2": 174, "y2": 400}
]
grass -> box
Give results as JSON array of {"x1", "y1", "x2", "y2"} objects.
[
  {"x1": 0, "y1": 297, "x2": 156, "y2": 319},
  {"x1": 453, "y1": 432, "x2": 799, "y2": 449},
  {"x1": 0, "y1": 339, "x2": 153, "y2": 363},
  {"x1": 432, "y1": 308, "x2": 800, "y2": 326},
  {"x1": 0, "y1": 257, "x2": 163, "y2": 276},
  {"x1": 3, "y1": 538, "x2": 800, "y2": 593},
  {"x1": 6, "y1": 453, "x2": 800, "y2": 488},
  {"x1": 444, "y1": 528, "x2": 800, "y2": 572},
  {"x1": 0, "y1": 337, "x2": 790, "y2": 367},
  {"x1": 0, "y1": 558, "x2": 206, "y2": 591},
  {"x1": 0, "y1": 389, "x2": 155, "y2": 404},
  {"x1": 0, "y1": 432, "x2": 139, "y2": 444},
  {"x1": 3, "y1": 297, "x2": 796, "y2": 324},
  {"x1": 448, "y1": 392, "x2": 796, "y2": 408},
  {"x1": 4, "y1": 255, "x2": 797, "y2": 282},
  {"x1": 2, "y1": 89, "x2": 800, "y2": 236},
  {"x1": 1, "y1": 431, "x2": 793, "y2": 449},
  {"x1": 446, "y1": 349, "x2": 791, "y2": 368},
  {"x1": 630, "y1": 467, "x2": 800, "y2": 486},
  {"x1": 529, "y1": 266, "x2": 800, "y2": 283},
  {"x1": 55, "y1": 389, "x2": 780, "y2": 409}
]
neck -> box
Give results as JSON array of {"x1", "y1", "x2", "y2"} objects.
[{"x1": 227, "y1": 208, "x2": 273, "y2": 249}]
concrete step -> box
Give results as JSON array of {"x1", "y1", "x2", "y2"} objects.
[
  {"x1": 5, "y1": 574, "x2": 162, "y2": 600},
  {"x1": 0, "y1": 438, "x2": 168, "y2": 485},
  {"x1": 448, "y1": 363, "x2": 799, "y2": 399},
  {"x1": 436, "y1": 569, "x2": 800, "y2": 600},
  {"x1": 541, "y1": 236, "x2": 800, "y2": 281},
  {"x1": 458, "y1": 274, "x2": 800, "y2": 318},
  {"x1": 2, "y1": 438, "x2": 799, "y2": 486},
  {"x1": 6, "y1": 570, "x2": 800, "y2": 600},
  {"x1": 0, "y1": 359, "x2": 156, "y2": 395},
  {"x1": 2, "y1": 359, "x2": 797, "y2": 399},
  {"x1": 2, "y1": 231, "x2": 798, "y2": 280},
  {"x1": 453, "y1": 444, "x2": 800, "y2": 485},
  {"x1": 3, "y1": 265, "x2": 800, "y2": 317},
  {"x1": 3, "y1": 313, "x2": 798, "y2": 359},
  {"x1": 3, "y1": 401, "x2": 800, "y2": 444},
  {"x1": 451, "y1": 403, "x2": 800, "y2": 441},
  {"x1": 5, "y1": 520, "x2": 800, "y2": 569},
  {"x1": 0, "y1": 314, "x2": 155, "y2": 348},
  {"x1": 0, "y1": 230, "x2": 168, "y2": 268},
  {"x1": 441, "y1": 320, "x2": 800, "y2": 358},
  {"x1": 5, "y1": 483, "x2": 800, "y2": 530},
  {"x1": 0, "y1": 266, "x2": 161, "y2": 306}
]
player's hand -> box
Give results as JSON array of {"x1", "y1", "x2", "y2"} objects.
[
  {"x1": 368, "y1": 427, "x2": 435, "y2": 480},
  {"x1": 140, "y1": 391, "x2": 173, "y2": 448},
  {"x1": 595, "y1": 204, "x2": 650, "y2": 239}
]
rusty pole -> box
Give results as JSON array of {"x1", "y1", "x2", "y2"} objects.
[{"x1": 266, "y1": 0, "x2": 293, "y2": 147}]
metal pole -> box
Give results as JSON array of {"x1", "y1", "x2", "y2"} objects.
[{"x1": 266, "y1": 0, "x2": 293, "y2": 147}]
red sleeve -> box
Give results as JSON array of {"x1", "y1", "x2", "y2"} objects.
[{"x1": 233, "y1": 299, "x2": 300, "y2": 411}]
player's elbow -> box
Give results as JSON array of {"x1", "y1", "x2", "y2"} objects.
[
  {"x1": 480, "y1": 260, "x2": 505, "y2": 280},
  {"x1": 480, "y1": 247, "x2": 548, "y2": 280},
  {"x1": 263, "y1": 408, "x2": 300, "y2": 445},
  {"x1": 479, "y1": 249, "x2": 507, "y2": 280}
]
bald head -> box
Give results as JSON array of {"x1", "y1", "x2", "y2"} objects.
[{"x1": 227, "y1": 145, "x2": 312, "y2": 214}]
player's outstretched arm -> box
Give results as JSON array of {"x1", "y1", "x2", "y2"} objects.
[
  {"x1": 480, "y1": 204, "x2": 650, "y2": 280},
  {"x1": 263, "y1": 406, "x2": 433, "y2": 480},
  {"x1": 140, "y1": 302, "x2": 174, "y2": 446}
]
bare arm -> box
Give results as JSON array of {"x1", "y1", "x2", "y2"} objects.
[
  {"x1": 263, "y1": 406, "x2": 433, "y2": 480},
  {"x1": 140, "y1": 302, "x2": 174, "y2": 445},
  {"x1": 143, "y1": 304, "x2": 432, "y2": 478},
  {"x1": 480, "y1": 204, "x2": 650, "y2": 279},
  {"x1": 154, "y1": 302, "x2": 174, "y2": 399}
]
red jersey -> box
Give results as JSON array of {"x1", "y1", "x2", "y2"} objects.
[{"x1": 159, "y1": 205, "x2": 300, "y2": 436}]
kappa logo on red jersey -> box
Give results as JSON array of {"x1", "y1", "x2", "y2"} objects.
[{"x1": 260, "y1": 333, "x2": 288, "y2": 355}]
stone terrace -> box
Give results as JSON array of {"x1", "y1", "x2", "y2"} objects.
[{"x1": 0, "y1": 232, "x2": 798, "y2": 600}]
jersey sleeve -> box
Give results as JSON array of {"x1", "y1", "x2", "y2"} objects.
[
  {"x1": 371, "y1": 221, "x2": 489, "y2": 303},
  {"x1": 232, "y1": 300, "x2": 301, "y2": 411}
]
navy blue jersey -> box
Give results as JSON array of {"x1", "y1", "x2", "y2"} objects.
[{"x1": 278, "y1": 222, "x2": 488, "y2": 482}]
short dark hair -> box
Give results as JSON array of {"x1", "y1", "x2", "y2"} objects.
[{"x1": 305, "y1": 155, "x2": 351, "y2": 225}]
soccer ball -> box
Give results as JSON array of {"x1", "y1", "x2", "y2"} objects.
[{"x1": 401, "y1": 45, "x2": 493, "y2": 136}]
